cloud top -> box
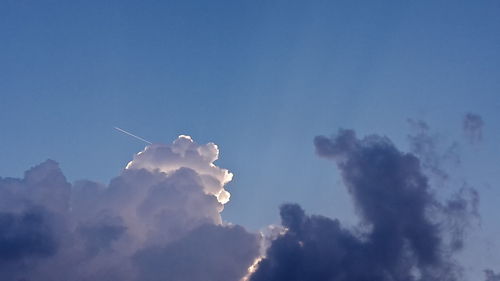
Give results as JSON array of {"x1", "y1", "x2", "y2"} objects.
[{"x1": 126, "y1": 135, "x2": 233, "y2": 204}]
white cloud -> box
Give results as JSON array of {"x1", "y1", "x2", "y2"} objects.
[{"x1": 0, "y1": 136, "x2": 259, "y2": 281}]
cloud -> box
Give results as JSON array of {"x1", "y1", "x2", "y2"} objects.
[
  {"x1": 135, "y1": 224, "x2": 259, "y2": 281},
  {"x1": 250, "y1": 129, "x2": 474, "y2": 281},
  {"x1": 485, "y1": 269, "x2": 500, "y2": 281},
  {"x1": 0, "y1": 129, "x2": 486, "y2": 281},
  {"x1": 407, "y1": 119, "x2": 460, "y2": 183},
  {"x1": 463, "y1": 113, "x2": 484, "y2": 144},
  {"x1": 0, "y1": 208, "x2": 57, "y2": 262},
  {"x1": 126, "y1": 135, "x2": 232, "y2": 204},
  {"x1": 0, "y1": 136, "x2": 259, "y2": 281},
  {"x1": 406, "y1": 120, "x2": 479, "y2": 251}
]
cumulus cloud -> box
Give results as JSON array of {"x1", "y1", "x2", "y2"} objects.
[
  {"x1": 0, "y1": 136, "x2": 259, "y2": 281},
  {"x1": 126, "y1": 135, "x2": 232, "y2": 204},
  {"x1": 0, "y1": 129, "x2": 487, "y2": 281},
  {"x1": 135, "y1": 224, "x2": 259, "y2": 281},
  {"x1": 463, "y1": 113, "x2": 484, "y2": 144},
  {"x1": 250, "y1": 129, "x2": 476, "y2": 281},
  {"x1": 0, "y1": 208, "x2": 57, "y2": 262}
]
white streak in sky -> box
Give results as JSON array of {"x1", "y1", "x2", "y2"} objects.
[{"x1": 114, "y1": 127, "x2": 152, "y2": 144}]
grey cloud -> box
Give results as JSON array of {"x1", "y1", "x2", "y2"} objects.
[
  {"x1": 485, "y1": 269, "x2": 500, "y2": 281},
  {"x1": 0, "y1": 208, "x2": 57, "y2": 262},
  {"x1": 251, "y1": 129, "x2": 473, "y2": 281},
  {"x1": 407, "y1": 119, "x2": 460, "y2": 183},
  {"x1": 135, "y1": 224, "x2": 260, "y2": 281},
  {"x1": 463, "y1": 113, "x2": 484, "y2": 144},
  {"x1": 77, "y1": 215, "x2": 127, "y2": 256},
  {"x1": 442, "y1": 187, "x2": 479, "y2": 251},
  {"x1": 252, "y1": 203, "x2": 422, "y2": 281},
  {"x1": 315, "y1": 129, "x2": 442, "y2": 267},
  {"x1": 407, "y1": 119, "x2": 480, "y2": 252}
]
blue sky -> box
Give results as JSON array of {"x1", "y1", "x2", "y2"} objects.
[{"x1": 1, "y1": 1, "x2": 499, "y2": 278}]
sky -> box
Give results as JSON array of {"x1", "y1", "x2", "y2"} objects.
[{"x1": 1, "y1": 1, "x2": 500, "y2": 280}]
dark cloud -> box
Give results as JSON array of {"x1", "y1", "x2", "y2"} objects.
[
  {"x1": 135, "y1": 224, "x2": 260, "y2": 281},
  {"x1": 251, "y1": 204, "x2": 379, "y2": 281},
  {"x1": 0, "y1": 160, "x2": 68, "y2": 281},
  {"x1": 0, "y1": 160, "x2": 66, "y2": 263},
  {"x1": 251, "y1": 129, "x2": 471, "y2": 281},
  {"x1": 485, "y1": 269, "x2": 500, "y2": 281},
  {"x1": 0, "y1": 208, "x2": 57, "y2": 262},
  {"x1": 315, "y1": 130, "x2": 445, "y2": 267},
  {"x1": 463, "y1": 113, "x2": 484, "y2": 144},
  {"x1": 77, "y1": 215, "x2": 127, "y2": 256}
]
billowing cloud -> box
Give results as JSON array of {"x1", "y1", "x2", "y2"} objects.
[
  {"x1": 126, "y1": 135, "x2": 232, "y2": 204},
  {"x1": 250, "y1": 129, "x2": 475, "y2": 281},
  {"x1": 0, "y1": 129, "x2": 488, "y2": 281},
  {"x1": 0, "y1": 136, "x2": 259, "y2": 281},
  {"x1": 463, "y1": 113, "x2": 484, "y2": 144}
]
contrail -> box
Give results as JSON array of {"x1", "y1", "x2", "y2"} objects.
[{"x1": 114, "y1": 127, "x2": 152, "y2": 144}]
